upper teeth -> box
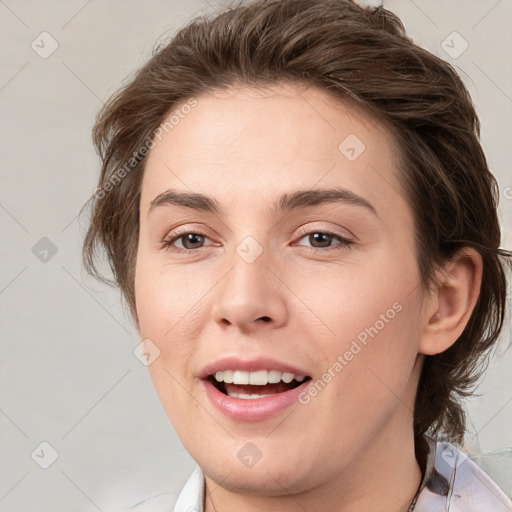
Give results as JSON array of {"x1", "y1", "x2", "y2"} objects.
[{"x1": 214, "y1": 370, "x2": 306, "y2": 385}]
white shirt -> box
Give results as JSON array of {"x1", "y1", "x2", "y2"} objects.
[{"x1": 124, "y1": 435, "x2": 512, "y2": 511}]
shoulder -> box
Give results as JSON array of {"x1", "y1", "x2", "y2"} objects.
[{"x1": 414, "y1": 435, "x2": 512, "y2": 511}]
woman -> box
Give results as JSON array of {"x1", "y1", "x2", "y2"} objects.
[{"x1": 82, "y1": 0, "x2": 512, "y2": 510}]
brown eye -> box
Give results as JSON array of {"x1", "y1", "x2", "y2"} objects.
[
  {"x1": 162, "y1": 231, "x2": 212, "y2": 251},
  {"x1": 295, "y1": 230, "x2": 354, "y2": 252},
  {"x1": 179, "y1": 233, "x2": 206, "y2": 249},
  {"x1": 307, "y1": 232, "x2": 334, "y2": 248}
]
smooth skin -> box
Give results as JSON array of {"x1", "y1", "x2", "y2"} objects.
[{"x1": 134, "y1": 83, "x2": 482, "y2": 512}]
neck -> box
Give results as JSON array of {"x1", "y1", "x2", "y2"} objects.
[{"x1": 204, "y1": 424, "x2": 423, "y2": 512}]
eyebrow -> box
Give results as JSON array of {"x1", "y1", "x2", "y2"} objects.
[{"x1": 147, "y1": 187, "x2": 378, "y2": 217}]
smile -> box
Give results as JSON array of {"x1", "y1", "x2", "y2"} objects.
[
  {"x1": 201, "y1": 367, "x2": 312, "y2": 421},
  {"x1": 211, "y1": 369, "x2": 308, "y2": 399}
]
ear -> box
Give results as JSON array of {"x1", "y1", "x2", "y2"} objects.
[{"x1": 418, "y1": 248, "x2": 483, "y2": 356}]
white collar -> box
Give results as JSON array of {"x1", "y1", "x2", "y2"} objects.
[
  {"x1": 170, "y1": 437, "x2": 512, "y2": 512},
  {"x1": 173, "y1": 465, "x2": 204, "y2": 512}
]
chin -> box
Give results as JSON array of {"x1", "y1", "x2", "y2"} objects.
[{"x1": 205, "y1": 461, "x2": 313, "y2": 496}]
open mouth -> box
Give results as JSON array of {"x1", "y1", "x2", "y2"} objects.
[{"x1": 208, "y1": 370, "x2": 312, "y2": 400}]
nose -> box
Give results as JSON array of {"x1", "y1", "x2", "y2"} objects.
[{"x1": 211, "y1": 243, "x2": 288, "y2": 334}]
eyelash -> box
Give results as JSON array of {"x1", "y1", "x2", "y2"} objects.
[{"x1": 160, "y1": 228, "x2": 355, "y2": 254}]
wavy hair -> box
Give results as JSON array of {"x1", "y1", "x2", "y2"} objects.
[{"x1": 81, "y1": 0, "x2": 511, "y2": 443}]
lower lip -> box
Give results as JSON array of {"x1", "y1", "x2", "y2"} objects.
[{"x1": 201, "y1": 378, "x2": 310, "y2": 422}]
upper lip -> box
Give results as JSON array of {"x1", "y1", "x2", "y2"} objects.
[{"x1": 199, "y1": 356, "x2": 311, "y2": 379}]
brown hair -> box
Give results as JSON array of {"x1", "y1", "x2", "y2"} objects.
[{"x1": 81, "y1": 0, "x2": 510, "y2": 443}]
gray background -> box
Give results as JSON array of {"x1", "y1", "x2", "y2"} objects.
[{"x1": 1, "y1": 0, "x2": 511, "y2": 510}]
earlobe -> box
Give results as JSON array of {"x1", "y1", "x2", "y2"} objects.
[{"x1": 419, "y1": 249, "x2": 483, "y2": 356}]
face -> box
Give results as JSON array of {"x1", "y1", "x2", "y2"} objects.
[{"x1": 135, "y1": 84, "x2": 427, "y2": 495}]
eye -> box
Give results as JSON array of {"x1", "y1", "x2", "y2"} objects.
[
  {"x1": 161, "y1": 231, "x2": 213, "y2": 252},
  {"x1": 161, "y1": 229, "x2": 355, "y2": 253},
  {"x1": 294, "y1": 230, "x2": 355, "y2": 252}
]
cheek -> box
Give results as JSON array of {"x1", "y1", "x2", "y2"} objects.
[
  {"x1": 298, "y1": 250, "x2": 419, "y2": 346},
  {"x1": 325, "y1": 289, "x2": 422, "y2": 425},
  {"x1": 134, "y1": 258, "x2": 205, "y2": 426},
  {"x1": 303, "y1": 298, "x2": 421, "y2": 449},
  {"x1": 297, "y1": 252, "x2": 422, "y2": 405},
  {"x1": 135, "y1": 256, "x2": 211, "y2": 340}
]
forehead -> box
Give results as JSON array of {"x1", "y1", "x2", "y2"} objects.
[{"x1": 141, "y1": 83, "x2": 406, "y2": 218}]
